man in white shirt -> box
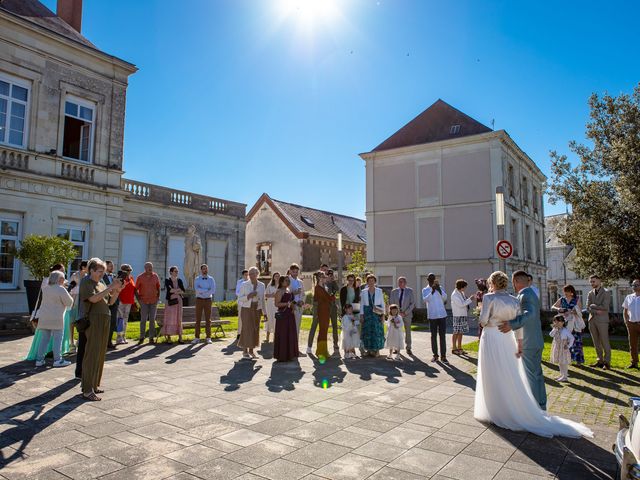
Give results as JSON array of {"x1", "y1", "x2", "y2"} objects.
[
  {"x1": 421, "y1": 273, "x2": 448, "y2": 363},
  {"x1": 289, "y1": 263, "x2": 305, "y2": 355},
  {"x1": 623, "y1": 278, "x2": 640, "y2": 369},
  {"x1": 235, "y1": 269, "x2": 249, "y2": 338},
  {"x1": 193, "y1": 264, "x2": 216, "y2": 344},
  {"x1": 237, "y1": 267, "x2": 265, "y2": 359}
]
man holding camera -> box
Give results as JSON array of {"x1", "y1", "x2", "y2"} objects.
[
  {"x1": 422, "y1": 273, "x2": 448, "y2": 363},
  {"x1": 103, "y1": 261, "x2": 119, "y2": 350}
]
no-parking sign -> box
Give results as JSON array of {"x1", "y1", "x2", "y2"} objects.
[{"x1": 496, "y1": 240, "x2": 513, "y2": 259}]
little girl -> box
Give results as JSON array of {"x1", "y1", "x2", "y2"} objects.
[
  {"x1": 341, "y1": 304, "x2": 360, "y2": 359},
  {"x1": 550, "y1": 314, "x2": 574, "y2": 382},
  {"x1": 385, "y1": 304, "x2": 404, "y2": 360}
]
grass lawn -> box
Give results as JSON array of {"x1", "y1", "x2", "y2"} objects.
[{"x1": 462, "y1": 336, "x2": 633, "y2": 370}]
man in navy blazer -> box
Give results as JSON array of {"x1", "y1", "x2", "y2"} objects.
[{"x1": 499, "y1": 270, "x2": 546, "y2": 410}]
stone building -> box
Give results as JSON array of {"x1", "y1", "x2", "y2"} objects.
[
  {"x1": 362, "y1": 99, "x2": 548, "y2": 306},
  {"x1": 545, "y1": 213, "x2": 630, "y2": 312},
  {"x1": 245, "y1": 193, "x2": 366, "y2": 289},
  {"x1": 0, "y1": 0, "x2": 244, "y2": 313}
]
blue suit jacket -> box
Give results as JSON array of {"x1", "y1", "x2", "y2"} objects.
[{"x1": 509, "y1": 287, "x2": 544, "y2": 351}]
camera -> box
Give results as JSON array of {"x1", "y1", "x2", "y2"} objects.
[{"x1": 116, "y1": 270, "x2": 128, "y2": 281}]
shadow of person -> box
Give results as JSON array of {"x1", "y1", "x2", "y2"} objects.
[
  {"x1": 124, "y1": 344, "x2": 166, "y2": 365},
  {"x1": 165, "y1": 343, "x2": 206, "y2": 364},
  {"x1": 437, "y1": 360, "x2": 476, "y2": 389},
  {"x1": 221, "y1": 338, "x2": 242, "y2": 356},
  {"x1": 342, "y1": 355, "x2": 402, "y2": 383},
  {"x1": 220, "y1": 361, "x2": 262, "y2": 391},
  {"x1": 396, "y1": 354, "x2": 438, "y2": 378},
  {"x1": 258, "y1": 341, "x2": 273, "y2": 360},
  {"x1": 265, "y1": 361, "x2": 305, "y2": 392},
  {"x1": 310, "y1": 355, "x2": 347, "y2": 389},
  {"x1": 0, "y1": 379, "x2": 82, "y2": 468}
]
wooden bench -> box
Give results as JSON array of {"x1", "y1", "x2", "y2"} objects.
[{"x1": 155, "y1": 305, "x2": 230, "y2": 338}]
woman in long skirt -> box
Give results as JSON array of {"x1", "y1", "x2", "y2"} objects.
[
  {"x1": 161, "y1": 267, "x2": 185, "y2": 343},
  {"x1": 360, "y1": 275, "x2": 386, "y2": 356},
  {"x1": 264, "y1": 272, "x2": 280, "y2": 343},
  {"x1": 238, "y1": 267, "x2": 265, "y2": 359},
  {"x1": 314, "y1": 271, "x2": 335, "y2": 360},
  {"x1": 274, "y1": 276, "x2": 299, "y2": 362}
]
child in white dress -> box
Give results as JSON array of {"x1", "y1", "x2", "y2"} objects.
[
  {"x1": 550, "y1": 314, "x2": 574, "y2": 382},
  {"x1": 385, "y1": 305, "x2": 404, "y2": 360},
  {"x1": 341, "y1": 304, "x2": 360, "y2": 359}
]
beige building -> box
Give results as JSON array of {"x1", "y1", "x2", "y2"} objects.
[
  {"x1": 362, "y1": 100, "x2": 548, "y2": 306},
  {"x1": 0, "y1": 0, "x2": 244, "y2": 313},
  {"x1": 545, "y1": 213, "x2": 630, "y2": 312},
  {"x1": 245, "y1": 193, "x2": 366, "y2": 289}
]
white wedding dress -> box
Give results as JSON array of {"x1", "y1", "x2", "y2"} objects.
[{"x1": 474, "y1": 290, "x2": 593, "y2": 438}]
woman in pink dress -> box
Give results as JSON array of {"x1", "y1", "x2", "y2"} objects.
[{"x1": 162, "y1": 266, "x2": 185, "y2": 344}]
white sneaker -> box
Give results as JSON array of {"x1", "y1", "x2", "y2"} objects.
[
  {"x1": 206, "y1": 338, "x2": 212, "y2": 344},
  {"x1": 306, "y1": 346, "x2": 313, "y2": 354},
  {"x1": 191, "y1": 338, "x2": 200, "y2": 345},
  {"x1": 116, "y1": 337, "x2": 126, "y2": 345},
  {"x1": 68, "y1": 344, "x2": 76, "y2": 353},
  {"x1": 35, "y1": 360, "x2": 45, "y2": 367},
  {"x1": 53, "y1": 360, "x2": 71, "y2": 368}
]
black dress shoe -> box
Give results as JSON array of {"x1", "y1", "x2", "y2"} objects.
[
  {"x1": 406, "y1": 349, "x2": 412, "y2": 355},
  {"x1": 589, "y1": 362, "x2": 604, "y2": 368},
  {"x1": 627, "y1": 364, "x2": 639, "y2": 369},
  {"x1": 107, "y1": 343, "x2": 116, "y2": 350}
]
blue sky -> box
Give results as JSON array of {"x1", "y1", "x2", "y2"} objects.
[{"x1": 43, "y1": 0, "x2": 640, "y2": 219}]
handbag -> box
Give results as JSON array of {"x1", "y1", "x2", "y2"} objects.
[
  {"x1": 75, "y1": 300, "x2": 92, "y2": 333},
  {"x1": 30, "y1": 288, "x2": 43, "y2": 328},
  {"x1": 167, "y1": 297, "x2": 179, "y2": 306},
  {"x1": 275, "y1": 311, "x2": 283, "y2": 321}
]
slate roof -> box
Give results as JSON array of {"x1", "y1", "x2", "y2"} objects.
[
  {"x1": 0, "y1": 0, "x2": 95, "y2": 49},
  {"x1": 372, "y1": 99, "x2": 492, "y2": 152},
  {"x1": 247, "y1": 193, "x2": 366, "y2": 244}
]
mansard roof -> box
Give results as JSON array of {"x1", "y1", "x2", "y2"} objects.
[
  {"x1": 247, "y1": 193, "x2": 367, "y2": 244},
  {"x1": 372, "y1": 99, "x2": 492, "y2": 152}
]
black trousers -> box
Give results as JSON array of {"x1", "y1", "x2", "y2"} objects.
[
  {"x1": 429, "y1": 317, "x2": 447, "y2": 357},
  {"x1": 74, "y1": 330, "x2": 87, "y2": 378},
  {"x1": 107, "y1": 302, "x2": 118, "y2": 345}
]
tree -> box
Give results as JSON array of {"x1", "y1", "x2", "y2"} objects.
[
  {"x1": 14, "y1": 235, "x2": 77, "y2": 281},
  {"x1": 548, "y1": 83, "x2": 640, "y2": 283},
  {"x1": 346, "y1": 250, "x2": 368, "y2": 279}
]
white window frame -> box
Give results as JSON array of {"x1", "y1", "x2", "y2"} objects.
[
  {"x1": 0, "y1": 215, "x2": 21, "y2": 289},
  {"x1": 56, "y1": 221, "x2": 89, "y2": 274},
  {"x1": 62, "y1": 95, "x2": 95, "y2": 163},
  {"x1": 0, "y1": 72, "x2": 30, "y2": 149}
]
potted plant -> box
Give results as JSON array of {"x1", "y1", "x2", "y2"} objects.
[{"x1": 14, "y1": 234, "x2": 77, "y2": 313}]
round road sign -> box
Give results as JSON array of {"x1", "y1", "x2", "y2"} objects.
[{"x1": 496, "y1": 240, "x2": 513, "y2": 259}]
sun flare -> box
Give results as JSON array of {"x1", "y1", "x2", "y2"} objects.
[{"x1": 275, "y1": 0, "x2": 342, "y2": 32}]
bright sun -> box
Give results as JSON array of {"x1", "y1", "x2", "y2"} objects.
[{"x1": 275, "y1": 0, "x2": 341, "y2": 32}]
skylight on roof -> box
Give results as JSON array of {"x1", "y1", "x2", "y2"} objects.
[
  {"x1": 450, "y1": 124, "x2": 461, "y2": 134},
  {"x1": 300, "y1": 216, "x2": 315, "y2": 228},
  {"x1": 357, "y1": 234, "x2": 367, "y2": 242}
]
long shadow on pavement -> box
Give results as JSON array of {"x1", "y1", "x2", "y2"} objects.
[
  {"x1": 265, "y1": 360, "x2": 305, "y2": 392},
  {"x1": 220, "y1": 360, "x2": 263, "y2": 391}
]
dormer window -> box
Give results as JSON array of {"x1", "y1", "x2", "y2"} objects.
[
  {"x1": 300, "y1": 216, "x2": 315, "y2": 228},
  {"x1": 450, "y1": 124, "x2": 460, "y2": 134}
]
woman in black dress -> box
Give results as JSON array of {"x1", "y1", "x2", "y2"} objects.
[{"x1": 274, "y1": 276, "x2": 299, "y2": 362}]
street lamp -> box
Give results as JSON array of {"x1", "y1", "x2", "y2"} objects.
[
  {"x1": 337, "y1": 233, "x2": 343, "y2": 285},
  {"x1": 496, "y1": 186, "x2": 506, "y2": 273}
]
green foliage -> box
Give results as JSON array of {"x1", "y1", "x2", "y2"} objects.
[
  {"x1": 548, "y1": 84, "x2": 640, "y2": 283},
  {"x1": 14, "y1": 235, "x2": 77, "y2": 281},
  {"x1": 346, "y1": 250, "x2": 368, "y2": 279},
  {"x1": 215, "y1": 300, "x2": 238, "y2": 317}
]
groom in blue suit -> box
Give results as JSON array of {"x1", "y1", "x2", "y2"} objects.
[{"x1": 499, "y1": 270, "x2": 546, "y2": 410}]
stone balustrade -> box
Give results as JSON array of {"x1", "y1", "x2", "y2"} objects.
[
  {"x1": 0, "y1": 147, "x2": 30, "y2": 171},
  {"x1": 121, "y1": 178, "x2": 245, "y2": 218},
  {"x1": 60, "y1": 161, "x2": 95, "y2": 183}
]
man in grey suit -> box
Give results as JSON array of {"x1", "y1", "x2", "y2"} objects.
[
  {"x1": 499, "y1": 270, "x2": 546, "y2": 410},
  {"x1": 587, "y1": 275, "x2": 612, "y2": 369},
  {"x1": 390, "y1": 277, "x2": 416, "y2": 355}
]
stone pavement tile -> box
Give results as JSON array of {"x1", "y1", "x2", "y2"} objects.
[
  {"x1": 226, "y1": 411, "x2": 271, "y2": 426},
  {"x1": 165, "y1": 474, "x2": 202, "y2": 480},
  {"x1": 54, "y1": 455, "x2": 124, "y2": 479},
  {"x1": 164, "y1": 444, "x2": 226, "y2": 467},
  {"x1": 451, "y1": 411, "x2": 487, "y2": 428},
  {"x1": 502, "y1": 459, "x2": 559, "y2": 477},
  {"x1": 372, "y1": 407, "x2": 420, "y2": 423},
  {"x1": 16, "y1": 429, "x2": 94, "y2": 455},
  {"x1": 1, "y1": 448, "x2": 86, "y2": 480},
  {"x1": 162, "y1": 431, "x2": 203, "y2": 447},
  {"x1": 109, "y1": 430, "x2": 148, "y2": 445},
  {"x1": 438, "y1": 422, "x2": 485, "y2": 439},
  {"x1": 76, "y1": 420, "x2": 130, "y2": 438},
  {"x1": 201, "y1": 438, "x2": 244, "y2": 453},
  {"x1": 353, "y1": 418, "x2": 400, "y2": 433},
  {"x1": 474, "y1": 428, "x2": 527, "y2": 449},
  {"x1": 222, "y1": 440, "x2": 297, "y2": 468},
  {"x1": 338, "y1": 403, "x2": 385, "y2": 419},
  {"x1": 316, "y1": 412, "x2": 362, "y2": 427},
  {"x1": 314, "y1": 399, "x2": 354, "y2": 411},
  {"x1": 388, "y1": 447, "x2": 452, "y2": 477},
  {"x1": 461, "y1": 440, "x2": 516, "y2": 463},
  {"x1": 322, "y1": 430, "x2": 372, "y2": 448},
  {"x1": 118, "y1": 409, "x2": 183, "y2": 427},
  {"x1": 269, "y1": 434, "x2": 311, "y2": 449},
  {"x1": 375, "y1": 426, "x2": 431, "y2": 449},
  {"x1": 353, "y1": 441, "x2": 406, "y2": 463},
  {"x1": 183, "y1": 421, "x2": 238, "y2": 441},
  {"x1": 556, "y1": 458, "x2": 616, "y2": 480},
  {"x1": 416, "y1": 436, "x2": 468, "y2": 456},
  {"x1": 567, "y1": 437, "x2": 617, "y2": 464},
  {"x1": 67, "y1": 436, "x2": 130, "y2": 458},
  {"x1": 395, "y1": 398, "x2": 439, "y2": 411},
  {"x1": 343, "y1": 425, "x2": 384, "y2": 439},
  {"x1": 436, "y1": 453, "x2": 503, "y2": 480},
  {"x1": 131, "y1": 421, "x2": 184, "y2": 439},
  {"x1": 428, "y1": 402, "x2": 468, "y2": 416},
  {"x1": 252, "y1": 458, "x2": 314, "y2": 480},
  {"x1": 218, "y1": 428, "x2": 271, "y2": 447},
  {"x1": 286, "y1": 421, "x2": 341, "y2": 442},
  {"x1": 283, "y1": 440, "x2": 351, "y2": 469},
  {"x1": 493, "y1": 468, "x2": 553, "y2": 479},
  {"x1": 314, "y1": 453, "x2": 386, "y2": 480},
  {"x1": 368, "y1": 466, "x2": 428, "y2": 480},
  {"x1": 410, "y1": 410, "x2": 457, "y2": 428},
  {"x1": 235, "y1": 475, "x2": 265, "y2": 480},
  {"x1": 283, "y1": 408, "x2": 329, "y2": 422},
  {"x1": 100, "y1": 456, "x2": 187, "y2": 480}
]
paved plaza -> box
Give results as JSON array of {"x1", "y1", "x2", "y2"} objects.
[{"x1": 0, "y1": 330, "x2": 620, "y2": 480}]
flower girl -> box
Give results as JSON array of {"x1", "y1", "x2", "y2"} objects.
[
  {"x1": 385, "y1": 304, "x2": 404, "y2": 360},
  {"x1": 341, "y1": 304, "x2": 360, "y2": 359},
  {"x1": 550, "y1": 314, "x2": 574, "y2": 382}
]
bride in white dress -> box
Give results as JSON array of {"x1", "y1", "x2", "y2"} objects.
[{"x1": 474, "y1": 271, "x2": 593, "y2": 438}]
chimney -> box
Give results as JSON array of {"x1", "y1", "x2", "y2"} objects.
[{"x1": 57, "y1": 0, "x2": 83, "y2": 33}]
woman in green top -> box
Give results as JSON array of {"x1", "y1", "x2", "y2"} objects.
[
  {"x1": 339, "y1": 274, "x2": 361, "y2": 315},
  {"x1": 80, "y1": 258, "x2": 122, "y2": 401}
]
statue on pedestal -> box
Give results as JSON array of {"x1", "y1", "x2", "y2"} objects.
[{"x1": 184, "y1": 225, "x2": 202, "y2": 290}]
